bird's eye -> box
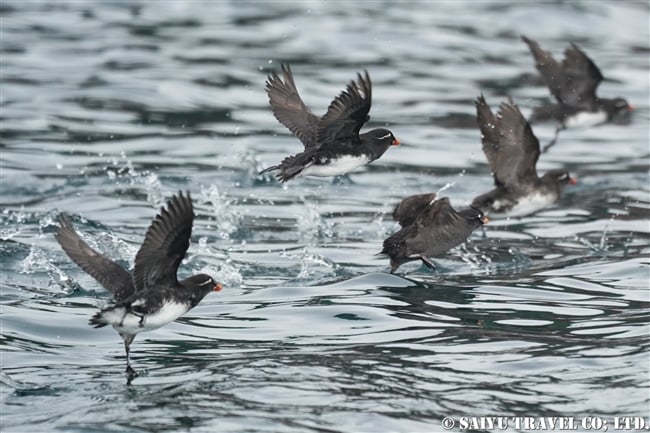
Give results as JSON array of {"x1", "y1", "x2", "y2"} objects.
[
  {"x1": 199, "y1": 279, "x2": 213, "y2": 286},
  {"x1": 377, "y1": 133, "x2": 393, "y2": 140}
]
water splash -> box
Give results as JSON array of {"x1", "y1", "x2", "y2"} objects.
[
  {"x1": 279, "y1": 247, "x2": 337, "y2": 280},
  {"x1": 297, "y1": 199, "x2": 333, "y2": 243},
  {"x1": 507, "y1": 247, "x2": 533, "y2": 268},
  {"x1": 240, "y1": 150, "x2": 267, "y2": 181},
  {"x1": 575, "y1": 218, "x2": 616, "y2": 255},
  {"x1": 436, "y1": 181, "x2": 456, "y2": 196},
  {"x1": 199, "y1": 184, "x2": 241, "y2": 240},
  {"x1": 458, "y1": 242, "x2": 493, "y2": 270},
  {"x1": 194, "y1": 237, "x2": 243, "y2": 287},
  {"x1": 104, "y1": 152, "x2": 164, "y2": 207},
  {"x1": 199, "y1": 263, "x2": 243, "y2": 287},
  {"x1": 19, "y1": 244, "x2": 72, "y2": 293},
  {"x1": 371, "y1": 213, "x2": 389, "y2": 239},
  {"x1": 598, "y1": 220, "x2": 612, "y2": 251}
]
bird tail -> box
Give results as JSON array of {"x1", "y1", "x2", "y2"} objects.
[
  {"x1": 259, "y1": 165, "x2": 280, "y2": 175},
  {"x1": 89, "y1": 311, "x2": 109, "y2": 328},
  {"x1": 88, "y1": 305, "x2": 126, "y2": 328},
  {"x1": 260, "y1": 153, "x2": 311, "y2": 182}
]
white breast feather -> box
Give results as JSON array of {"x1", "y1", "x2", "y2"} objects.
[
  {"x1": 108, "y1": 301, "x2": 190, "y2": 335},
  {"x1": 300, "y1": 155, "x2": 370, "y2": 177},
  {"x1": 496, "y1": 192, "x2": 556, "y2": 217},
  {"x1": 565, "y1": 110, "x2": 607, "y2": 128}
]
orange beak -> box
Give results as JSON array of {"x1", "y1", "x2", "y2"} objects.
[
  {"x1": 392, "y1": 138, "x2": 400, "y2": 146},
  {"x1": 213, "y1": 283, "x2": 223, "y2": 292},
  {"x1": 569, "y1": 177, "x2": 578, "y2": 185},
  {"x1": 481, "y1": 216, "x2": 489, "y2": 225},
  {"x1": 627, "y1": 104, "x2": 635, "y2": 112}
]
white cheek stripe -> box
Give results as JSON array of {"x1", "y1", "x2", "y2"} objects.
[{"x1": 378, "y1": 133, "x2": 392, "y2": 140}]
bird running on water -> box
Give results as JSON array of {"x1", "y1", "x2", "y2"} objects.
[
  {"x1": 382, "y1": 193, "x2": 488, "y2": 273},
  {"x1": 55, "y1": 191, "x2": 222, "y2": 377}
]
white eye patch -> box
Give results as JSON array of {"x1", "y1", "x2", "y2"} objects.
[
  {"x1": 378, "y1": 133, "x2": 393, "y2": 140},
  {"x1": 198, "y1": 279, "x2": 213, "y2": 286}
]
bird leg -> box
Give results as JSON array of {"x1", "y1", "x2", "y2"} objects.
[
  {"x1": 389, "y1": 259, "x2": 401, "y2": 274},
  {"x1": 122, "y1": 334, "x2": 137, "y2": 376},
  {"x1": 542, "y1": 126, "x2": 564, "y2": 153}
]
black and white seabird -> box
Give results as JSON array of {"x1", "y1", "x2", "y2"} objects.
[
  {"x1": 260, "y1": 64, "x2": 400, "y2": 182},
  {"x1": 471, "y1": 95, "x2": 577, "y2": 216},
  {"x1": 55, "y1": 191, "x2": 222, "y2": 376}
]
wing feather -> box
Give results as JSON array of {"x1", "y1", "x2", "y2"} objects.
[
  {"x1": 476, "y1": 96, "x2": 540, "y2": 188},
  {"x1": 522, "y1": 36, "x2": 602, "y2": 107},
  {"x1": 55, "y1": 215, "x2": 135, "y2": 302},
  {"x1": 266, "y1": 64, "x2": 320, "y2": 148},
  {"x1": 132, "y1": 191, "x2": 194, "y2": 292},
  {"x1": 315, "y1": 70, "x2": 372, "y2": 149}
]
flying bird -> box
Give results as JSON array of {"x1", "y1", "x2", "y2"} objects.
[
  {"x1": 522, "y1": 35, "x2": 633, "y2": 129},
  {"x1": 471, "y1": 95, "x2": 577, "y2": 216},
  {"x1": 260, "y1": 64, "x2": 400, "y2": 182}
]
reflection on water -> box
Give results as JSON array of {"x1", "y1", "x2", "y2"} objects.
[{"x1": 1, "y1": 1, "x2": 649, "y2": 432}]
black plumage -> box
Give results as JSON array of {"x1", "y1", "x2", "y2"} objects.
[
  {"x1": 260, "y1": 64, "x2": 400, "y2": 182},
  {"x1": 471, "y1": 95, "x2": 577, "y2": 215},
  {"x1": 55, "y1": 191, "x2": 222, "y2": 376},
  {"x1": 382, "y1": 194, "x2": 487, "y2": 273},
  {"x1": 522, "y1": 35, "x2": 633, "y2": 127}
]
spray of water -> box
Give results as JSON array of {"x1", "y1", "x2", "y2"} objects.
[
  {"x1": 104, "y1": 152, "x2": 164, "y2": 207},
  {"x1": 199, "y1": 184, "x2": 241, "y2": 240}
]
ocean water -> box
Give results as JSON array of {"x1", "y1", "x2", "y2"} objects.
[{"x1": 1, "y1": 1, "x2": 649, "y2": 432}]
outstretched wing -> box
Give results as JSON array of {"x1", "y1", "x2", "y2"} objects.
[
  {"x1": 522, "y1": 36, "x2": 602, "y2": 107},
  {"x1": 522, "y1": 36, "x2": 567, "y2": 103},
  {"x1": 560, "y1": 42, "x2": 603, "y2": 106},
  {"x1": 476, "y1": 96, "x2": 540, "y2": 188},
  {"x1": 55, "y1": 215, "x2": 135, "y2": 302},
  {"x1": 392, "y1": 192, "x2": 437, "y2": 227},
  {"x1": 266, "y1": 64, "x2": 320, "y2": 149},
  {"x1": 132, "y1": 191, "x2": 194, "y2": 292},
  {"x1": 495, "y1": 100, "x2": 540, "y2": 186},
  {"x1": 475, "y1": 95, "x2": 500, "y2": 182},
  {"x1": 315, "y1": 70, "x2": 372, "y2": 149}
]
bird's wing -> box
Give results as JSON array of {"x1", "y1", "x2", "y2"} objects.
[
  {"x1": 315, "y1": 70, "x2": 372, "y2": 149},
  {"x1": 418, "y1": 197, "x2": 461, "y2": 229},
  {"x1": 495, "y1": 100, "x2": 540, "y2": 186},
  {"x1": 266, "y1": 64, "x2": 320, "y2": 149},
  {"x1": 132, "y1": 191, "x2": 194, "y2": 292},
  {"x1": 522, "y1": 36, "x2": 572, "y2": 104},
  {"x1": 560, "y1": 42, "x2": 603, "y2": 106},
  {"x1": 55, "y1": 215, "x2": 135, "y2": 302},
  {"x1": 475, "y1": 95, "x2": 501, "y2": 183},
  {"x1": 392, "y1": 192, "x2": 437, "y2": 227},
  {"x1": 477, "y1": 96, "x2": 540, "y2": 188}
]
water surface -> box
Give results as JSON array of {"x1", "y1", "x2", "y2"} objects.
[{"x1": 1, "y1": 1, "x2": 649, "y2": 432}]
